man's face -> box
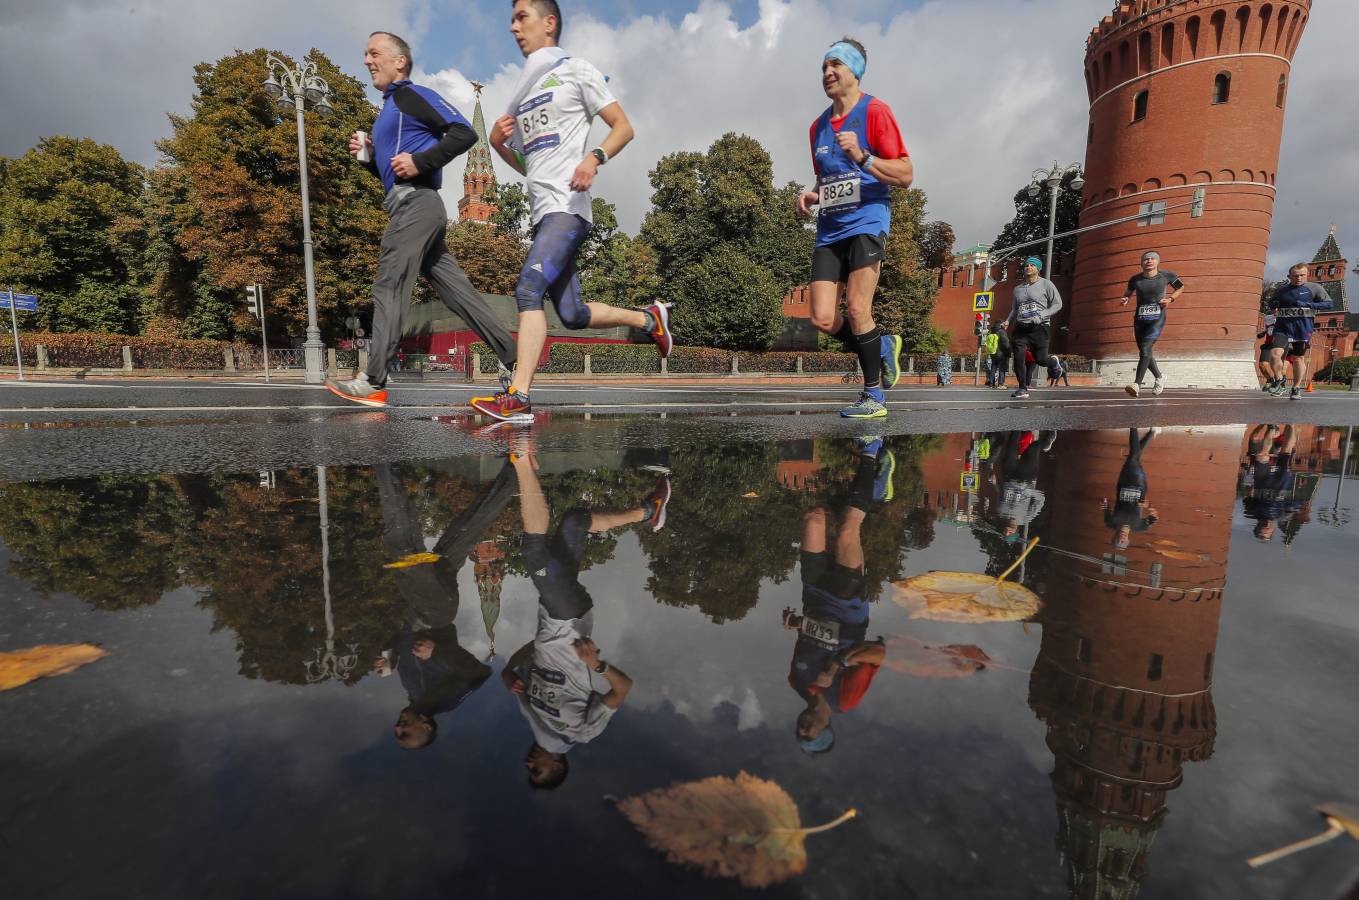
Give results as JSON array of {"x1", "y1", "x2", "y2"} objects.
[
  {"x1": 364, "y1": 35, "x2": 406, "y2": 91},
  {"x1": 1142, "y1": 255, "x2": 1159, "y2": 274},
  {"x1": 1023, "y1": 263, "x2": 1039, "y2": 280},
  {"x1": 821, "y1": 57, "x2": 858, "y2": 99},
  {"x1": 511, "y1": 0, "x2": 555, "y2": 57},
  {"x1": 393, "y1": 709, "x2": 432, "y2": 749},
  {"x1": 796, "y1": 707, "x2": 829, "y2": 741},
  {"x1": 1289, "y1": 267, "x2": 1308, "y2": 285},
  {"x1": 525, "y1": 745, "x2": 564, "y2": 785}
]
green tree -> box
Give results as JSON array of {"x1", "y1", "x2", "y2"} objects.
[
  {"x1": 486, "y1": 181, "x2": 530, "y2": 238},
  {"x1": 641, "y1": 134, "x2": 808, "y2": 350},
  {"x1": 445, "y1": 220, "x2": 527, "y2": 295},
  {"x1": 0, "y1": 136, "x2": 146, "y2": 334},
  {"x1": 580, "y1": 231, "x2": 660, "y2": 308},
  {"x1": 918, "y1": 220, "x2": 956, "y2": 270},
  {"x1": 877, "y1": 188, "x2": 948, "y2": 351},
  {"x1": 991, "y1": 170, "x2": 1081, "y2": 259},
  {"x1": 145, "y1": 49, "x2": 387, "y2": 341}
]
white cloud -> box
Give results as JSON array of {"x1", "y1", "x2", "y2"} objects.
[{"x1": 2, "y1": 0, "x2": 1353, "y2": 295}]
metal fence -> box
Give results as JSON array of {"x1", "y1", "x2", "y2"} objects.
[{"x1": 402, "y1": 350, "x2": 467, "y2": 376}]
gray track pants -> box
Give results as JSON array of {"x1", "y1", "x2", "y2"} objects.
[{"x1": 367, "y1": 186, "x2": 516, "y2": 384}]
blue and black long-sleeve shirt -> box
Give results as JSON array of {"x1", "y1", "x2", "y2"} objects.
[
  {"x1": 1270, "y1": 280, "x2": 1333, "y2": 342},
  {"x1": 366, "y1": 80, "x2": 477, "y2": 193}
]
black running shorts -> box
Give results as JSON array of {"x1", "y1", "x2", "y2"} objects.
[
  {"x1": 811, "y1": 232, "x2": 886, "y2": 284},
  {"x1": 1268, "y1": 332, "x2": 1308, "y2": 357}
]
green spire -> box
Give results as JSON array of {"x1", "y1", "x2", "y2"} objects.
[
  {"x1": 465, "y1": 80, "x2": 495, "y2": 181},
  {"x1": 1313, "y1": 223, "x2": 1341, "y2": 263}
]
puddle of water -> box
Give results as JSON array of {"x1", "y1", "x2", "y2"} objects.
[{"x1": 1, "y1": 424, "x2": 1357, "y2": 899}]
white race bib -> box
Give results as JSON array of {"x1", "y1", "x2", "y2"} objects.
[
  {"x1": 800, "y1": 616, "x2": 841, "y2": 649},
  {"x1": 1137, "y1": 303, "x2": 1162, "y2": 320},
  {"x1": 1275, "y1": 307, "x2": 1313, "y2": 318},
  {"x1": 819, "y1": 172, "x2": 861, "y2": 211},
  {"x1": 517, "y1": 92, "x2": 560, "y2": 155},
  {"x1": 1118, "y1": 487, "x2": 1144, "y2": 502},
  {"x1": 527, "y1": 665, "x2": 566, "y2": 719},
  {"x1": 1017, "y1": 299, "x2": 1043, "y2": 323}
]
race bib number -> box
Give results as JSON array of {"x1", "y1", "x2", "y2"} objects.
[
  {"x1": 800, "y1": 616, "x2": 841, "y2": 649},
  {"x1": 1137, "y1": 303, "x2": 1163, "y2": 320},
  {"x1": 526, "y1": 665, "x2": 566, "y2": 718},
  {"x1": 1017, "y1": 299, "x2": 1042, "y2": 324},
  {"x1": 819, "y1": 172, "x2": 861, "y2": 211},
  {"x1": 1275, "y1": 307, "x2": 1314, "y2": 318},
  {"x1": 1118, "y1": 487, "x2": 1144, "y2": 502},
  {"x1": 517, "y1": 93, "x2": 560, "y2": 155}
]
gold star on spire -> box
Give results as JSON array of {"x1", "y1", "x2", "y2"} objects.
[{"x1": 471, "y1": 79, "x2": 485, "y2": 97}]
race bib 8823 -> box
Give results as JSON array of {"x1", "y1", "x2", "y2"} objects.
[{"x1": 819, "y1": 172, "x2": 861, "y2": 211}]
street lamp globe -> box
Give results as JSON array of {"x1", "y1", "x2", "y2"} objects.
[
  {"x1": 1070, "y1": 173, "x2": 1085, "y2": 192},
  {"x1": 275, "y1": 93, "x2": 296, "y2": 111},
  {"x1": 304, "y1": 81, "x2": 325, "y2": 104},
  {"x1": 315, "y1": 95, "x2": 335, "y2": 116},
  {"x1": 263, "y1": 73, "x2": 283, "y2": 100},
  {"x1": 1027, "y1": 183, "x2": 1041, "y2": 200}
]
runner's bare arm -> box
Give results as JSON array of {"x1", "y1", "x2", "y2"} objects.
[
  {"x1": 863, "y1": 154, "x2": 912, "y2": 188},
  {"x1": 489, "y1": 114, "x2": 527, "y2": 175},
  {"x1": 569, "y1": 101, "x2": 633, "y2": 192}
]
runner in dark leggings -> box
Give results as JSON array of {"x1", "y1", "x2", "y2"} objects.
[
  {"x1": 1103, "y1": 427, "x2": 1160, "y2": 549},
  {"x1": 1121, "y1": 251, "x2": 1184, "y2": 397}
]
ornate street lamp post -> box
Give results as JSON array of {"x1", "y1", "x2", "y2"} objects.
[
  {"x1": 1026, "y1": 162, "x2": 1085, "y2": 276},
  {"x1": 263, "y1": 55, "x2": 335, "y2": 384}
]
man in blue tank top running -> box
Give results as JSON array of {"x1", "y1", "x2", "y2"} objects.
[{"x1": 796, "y1": 38, "x2": 915, "y2": 418}]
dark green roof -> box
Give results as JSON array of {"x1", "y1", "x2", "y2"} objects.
[{"x1": 1313, "y1": 228, "x2": 1342, "y2": 263}]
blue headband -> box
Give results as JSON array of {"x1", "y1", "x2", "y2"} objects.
[
  {"x1": 825, "y1": 42, "x2": 866, "y2": 81},
  {"x1": 1025, "y1": 256, "x2": 1043, "y2": 270}
]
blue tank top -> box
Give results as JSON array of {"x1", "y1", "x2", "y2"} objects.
[{"x1": 813, "y1": 94, "x2": 891, "y2": 247}]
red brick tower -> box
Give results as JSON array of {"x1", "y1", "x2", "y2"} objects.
[
  {"x1": 457, "y1": 81, "x2": 499, "y2": 224},
  {"x1": 1069, "y1": 0, "x2": 1312, "y2": 387},
  {"x1": 1029, "y1": 426, "x2": 1242, "y2": 896}
]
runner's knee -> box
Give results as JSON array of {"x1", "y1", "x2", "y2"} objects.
[{"x1": 515, "y1": 271, "x2": 548, "y2": 313}]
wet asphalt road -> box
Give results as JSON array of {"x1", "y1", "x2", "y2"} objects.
[{"x1": 2, "y1": 377, "x2": 1357, "y2": 480}]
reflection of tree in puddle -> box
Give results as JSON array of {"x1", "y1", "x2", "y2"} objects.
[{"x1": 1029, "y1": 427, "x2": 1241, "y2": 897}]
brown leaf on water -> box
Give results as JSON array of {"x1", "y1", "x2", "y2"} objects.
[
  {"x1": 1154, "y1": 548, "x2": 1206, "y2": 561},
  {"x1": 884, "y1": 635, "x2": 990, "y2": 678},
  {"x1": 891, "y1": 572, "x2": 1041, "y2": 623},
  {"x1": 614, "y1": 771, "x2": 856, "y2": 888},
  {"x1": 0, "y1": 644, "x2": 108, "y2": 692},
  {"x1": 741, "y1": 492, "x2": 759, "y2": 498},
  {"x1": 1152, "y1": 539, "x2": 1179, "y2": 546},
  {"x1": 383, "y1": 552, "x2": 441, "y2": 569}
]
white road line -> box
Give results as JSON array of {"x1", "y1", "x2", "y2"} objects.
[{"x1": 0, "y1": 397, "x2": 1269, "y2": 416}]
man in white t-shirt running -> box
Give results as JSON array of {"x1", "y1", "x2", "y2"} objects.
[{"x1": 471, "y1": 0, "x2": 672, "y2": 423}]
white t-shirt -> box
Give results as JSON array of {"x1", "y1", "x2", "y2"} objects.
[
  {"x1": 514, "y1": 607, "x2": 616, "y2": 753},
  {"x1": 507, "y1": 46, "x2": 617, "y2": 226}
]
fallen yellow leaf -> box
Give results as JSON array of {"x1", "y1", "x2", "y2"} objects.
[
  {"x1": 1155, "y1": 548, "x2": 1205, "y2": 561},
  {"x1": 742, "y1": 492, "x2": 759, "y2": 498},
  {"x1": 383, "y1": 552, "x2": 441, "y2": 569},
  {"x1": 615, "y1": 771, "x2": 856, "y2": 888},
  {"x1": 0, "y1": 644, "x2": 108, "y2": 692}
]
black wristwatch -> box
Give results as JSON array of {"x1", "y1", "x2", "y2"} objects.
[
  {"x1": 591, "y1": 147, "x2": 608, "y2": 166},
  {"x1": 593, "y1": 659, "x2": 608, "y2": 674}
]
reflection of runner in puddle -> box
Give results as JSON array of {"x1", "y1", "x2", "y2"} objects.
[
  {"x1": 373, "y1": 462, "x2": 516, "y2": 749},
  {"x1": 782, "y1": 440, "x2": 890, "y2": 754},
  {"x1": 1103, "y1": 427, "x2": 1161, "y2": 550},
  {"x1": 990, "y1": 430, "x2": 1054, "y2": 539},
  {"x1": 1242, "y1": 424, "x2": 1300, "y2": 543},
  {"x1": 501, "y1": 445, "x2": 670, "y2": 788}
]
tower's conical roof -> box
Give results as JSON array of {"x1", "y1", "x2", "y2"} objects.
[
  {"x1": 464, "y1": 82, "x2": 495, "y2": 181},
  {"x1": 1313, "y1": 223, "x2": 1341, "y2": 263}
]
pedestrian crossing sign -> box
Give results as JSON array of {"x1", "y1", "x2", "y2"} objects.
[
  {"x1": 972, "y1": 292, "x2": 993, "y2": 312},
  {"x1": 960, "y1": 472, "x2": 979, "y2": 492}
]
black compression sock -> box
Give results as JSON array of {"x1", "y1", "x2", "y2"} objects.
[
  {"x1": 833, "y1": 321, "x2": 856, "y2": 351},
  {"x1": 857, "y1": 327, "x2": 883, "y2": 389}
]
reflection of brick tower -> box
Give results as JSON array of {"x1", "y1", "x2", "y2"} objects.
[
  {"x1": 471, "y1": 540, "x2": 505, "y2": 649},
  {"x1": 457, "y1": 81, "x2": 498, "y2": 224},
  {"x1": 1070, "y1": 1, "x2": 1312, "y2": 388},
  {"x1": 1029, "y1": 426, "x2": 1243, "y2": 897}
]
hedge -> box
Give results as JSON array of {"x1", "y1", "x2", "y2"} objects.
[
  {"x1": 0, "y1": 331, "x2": 257, "y2": 370},
  {"x1": 1319, "y1": 355, "x2": 1359, "y2": 382}
]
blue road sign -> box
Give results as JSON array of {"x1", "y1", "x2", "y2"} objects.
[{"x1": 0, "y1": 293, "x2": 38, "y2": 311}]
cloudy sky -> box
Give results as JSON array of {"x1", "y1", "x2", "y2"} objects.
[{"x1": 2, "y1": 0, "x2": 1353, "y2": 288}]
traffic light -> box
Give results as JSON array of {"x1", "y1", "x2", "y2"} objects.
[
  {"x1": 974, "y1": 313, "x2": 986, "y2": 337},
  {"x1": 244, "y1": 283, "x2": 262, "y2": 317}
]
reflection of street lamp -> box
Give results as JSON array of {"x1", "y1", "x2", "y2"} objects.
[
  {"x1": 264, "y1": 54, "x2": 335, "y2": 385},
  {"x1": 304, "y1": 465, "x2": 359, "y2": 683},
  {"x1": 1026, "y1": 162, "x2": 1085, "y2": 276}
]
